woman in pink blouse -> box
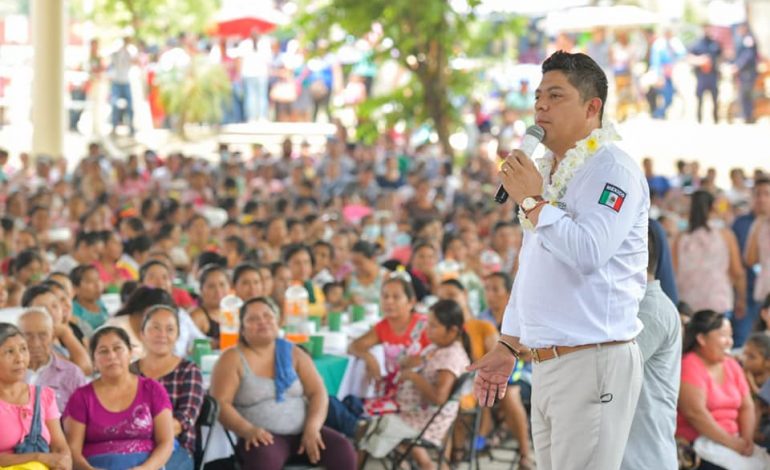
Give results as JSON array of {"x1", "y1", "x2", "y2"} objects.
[
  {"x1": 0, "y1": 323, "x2": 71, "y2": 469},
  {"x1": 63, "y1": 326, "x2": 174, "y2": 470},
  {"x1": 674, "y1": 190, "x2": 746, "y2": 319},
  {"x1": 677, "y1": 310, "x2": 755, "y2": 468}
]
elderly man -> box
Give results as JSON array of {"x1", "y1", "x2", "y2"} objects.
[{"x1": 19, "y1": 307, "x2": 89, "y2": 412}]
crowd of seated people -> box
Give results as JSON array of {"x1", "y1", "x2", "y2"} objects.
[{"x1": 0, "y1": 130, "x2": 766, "y2": 470}]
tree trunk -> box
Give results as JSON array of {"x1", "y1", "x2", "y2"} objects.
[{"x1": 421, "y1": 38, "x2": 453, "y2": 158}]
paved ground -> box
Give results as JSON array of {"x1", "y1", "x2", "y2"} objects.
[{"x1": 0, "y1": 112, "x2": 767, "y2": 189}]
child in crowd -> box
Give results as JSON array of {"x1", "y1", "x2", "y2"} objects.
[
  {"x1": 743, "y1": 333, "x2": 770, "y2": 396},
  {"x1": 71, "y1": 264, "x2": 110, "y2": 332},
  {"x1": 323, "y1": 281, "x2": 347, "y2": 313},
  {"x1": 359, "y1": 299, "x2": 470, "y2": 470},
  {"x1": 756, "y1": 294, "x2": 770, "y2": 335}
]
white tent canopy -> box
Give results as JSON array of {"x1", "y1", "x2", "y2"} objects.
[
  {"x1": 542, "y1": 5, "x2": 662, "y2": 35},
  {"x1": 475, "y1": 0, "x2": 590, "y2": 17}
]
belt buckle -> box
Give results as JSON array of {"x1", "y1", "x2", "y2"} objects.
[{"x1": 532, "y1": 348, "x2": 541, "y2": 363}]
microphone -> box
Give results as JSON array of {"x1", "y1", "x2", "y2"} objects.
[{"x1": 495, "y1": 125, "x2": 546, "y2": 204}]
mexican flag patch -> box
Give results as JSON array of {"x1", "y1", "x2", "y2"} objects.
[{"x1": 598, "y1": 183, "x2": 626, "y2": 212}]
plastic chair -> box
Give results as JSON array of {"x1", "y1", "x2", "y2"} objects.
[
  {"x1": 195, "y1": 394, "x2": 220, "y2": 470},
  {"x1": 360, "y1": 372, "x2": 476, "y2": 470}
]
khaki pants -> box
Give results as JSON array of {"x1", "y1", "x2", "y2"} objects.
[{"x1": 531, "y1": 341, "x2": 643, "y2": 470}]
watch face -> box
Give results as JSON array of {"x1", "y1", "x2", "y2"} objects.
[{"x1": 522, "y1": 197, "x2": 536, "y2": 210}]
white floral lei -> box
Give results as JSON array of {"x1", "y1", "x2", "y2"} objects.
[{"x1": 518, "y1": 120, "x2": 622, "y2": 230}]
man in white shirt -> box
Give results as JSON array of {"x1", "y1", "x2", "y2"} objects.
[
  {"x1": 469, "y1": 51, "x2": 649, "y2": 470},
  {"x1": 109, "y1": 37, "x2": 137, "y2": 135},
  {"x1": 240, "y1": 32, "x2": 273, "y2": 122}
]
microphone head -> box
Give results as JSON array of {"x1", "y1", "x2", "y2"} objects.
[{"x1": 525, "y1": 125, "x2": 546, "y2": 142}]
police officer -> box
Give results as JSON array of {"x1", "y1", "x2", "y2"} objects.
[
  {"x1": 469, "y1": 51, "x2": 650, "y2": 470},
  {"x1": 734, "y1": 23, "x2": 758, "y2": 123},
  {"x1": 689, "y1": 25, "x2": 723, "y2": 123}
]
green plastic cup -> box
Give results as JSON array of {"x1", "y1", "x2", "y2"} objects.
[
  {"x1": 309, "y1": 315, "x2": 323, "y2": 333},
  {"x1": 309, "y1": 335, "x2": 324, "y2": 358},
  {"x1": 193, "y1": 339, "x2": 212, "y2": 366},
  {"x1": 328, "y1": 312, "x2": 343, "y2": 332},
  {"x1": 352, "y1": 305, "x2": 365, "y2": 322}
]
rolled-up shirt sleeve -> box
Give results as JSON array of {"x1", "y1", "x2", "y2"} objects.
[{"x1": 535, "y1": 159, "x2": 647, "y2": 275}]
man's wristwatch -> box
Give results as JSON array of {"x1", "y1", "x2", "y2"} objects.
[{"x1": 521, "y1": 196, "x2": 546, "y2": 217}]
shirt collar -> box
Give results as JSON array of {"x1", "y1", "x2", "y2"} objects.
[{"x1": 29, "y1": 353, "x2": 54, "y2": 373}]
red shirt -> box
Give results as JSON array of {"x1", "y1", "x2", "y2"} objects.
[
  {"x1": 676, "y1": 352, "x2": 749, "y2": 442},
  {"x1": 374, "y1": 313, "x2": 430, "y2": 396}
]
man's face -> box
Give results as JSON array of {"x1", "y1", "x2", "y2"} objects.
[
  {"x1": 19, "y1": 314, "x2": 53, "y2": 366},
  {"x1": 754, "y1": 183, "x2": 770, "y2": 216},
  {"x1": 535, "y1": 71, "x2": 600, "y2": 152}
]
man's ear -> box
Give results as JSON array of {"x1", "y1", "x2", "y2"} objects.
[{"x1": 586, "y1": 97, "x2": 603, "y2": 121}]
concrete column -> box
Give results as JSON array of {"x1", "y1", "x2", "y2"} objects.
[{"x1": 31, "y1": 0, "x2": 65, "y2": 158}]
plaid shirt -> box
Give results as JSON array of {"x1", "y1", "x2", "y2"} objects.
[{"x1": 131, "y1": 358, "x2": 204, "y2": 453}]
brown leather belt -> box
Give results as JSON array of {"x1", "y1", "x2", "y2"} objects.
[{"x1": 530, "y1": 339, "x2": 634, "y2": 363}]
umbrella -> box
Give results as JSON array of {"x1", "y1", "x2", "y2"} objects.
[{"x1": 213, "y1": 0, "x2": 289, "y2": 38}]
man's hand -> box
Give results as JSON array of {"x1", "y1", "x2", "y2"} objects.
[
  {"x1": 467, "y1": 343, "x2": 517, "y2": 407},
  {"x1": 499, "y1": 150, "x2": 543, "y2": 205}
]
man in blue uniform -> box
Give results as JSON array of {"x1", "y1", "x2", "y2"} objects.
[
  {"x1": 734, "y1": 23, "x2": 758, "y2": 123},
  {"x1": 689, "y1": 25, "x2": 722, "y2": 123}
]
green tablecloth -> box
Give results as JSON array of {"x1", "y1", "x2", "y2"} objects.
[{"x1": 313, "y1": 354, "x2": 349, "y2": 397}]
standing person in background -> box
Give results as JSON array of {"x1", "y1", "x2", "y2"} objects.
[
  {"x1": 109, "y1": 36, "x2": 137, "y2": 136},
  {"x1": 241, "y1": 31, "x2": 272, "y2": 122},
  {"x1": 733, "y1": 23, "x2": 759, "y2": 124},
  {"x1": 649, "y1": 29, "x2": 686, "y2": 119},
  {"x1": 622, "y1": 226, "x2": 681, "y2": 470},
  {"x1": 732, "y1": 178, "x2": 770, "y2": 347},
  {"x1": 674, "y1": 190, "x2": 746, "y2": 341},
  {"x1": 745, "y1": 178, "x2": 770, "y2": 319},
  {"x1": 688, "y1": 25, "x2": 723, "y2": 124}
]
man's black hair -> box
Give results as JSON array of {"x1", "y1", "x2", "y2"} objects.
[{"x1": 542, "y1": 51, "x2": 608, "y2": 121}]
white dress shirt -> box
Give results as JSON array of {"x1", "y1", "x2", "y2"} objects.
[{"x1": 501, "y1": 142, "x2": 649, "y2": 348}]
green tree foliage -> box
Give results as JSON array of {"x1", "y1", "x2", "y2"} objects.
[
  {"x1": 158, "y1": 56, "x2": 232, "y2": 138},
  {"x1": 298, "y1": 0, "x2": 496, "y2": 156},
  {"x1": 88, "y1": 0, "x2": 219, "y2": 43}
]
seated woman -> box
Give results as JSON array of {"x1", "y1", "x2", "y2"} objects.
[
  {"x1": 139, "y1": 260, "x2": 205, "y2": 357},
  {"x1": 63, "y1": 326, "x2": 174, "y2": 470},
  {"x1": 210, "y1": 297, "x2": 356, "y2": 470},
  {"x1": 678, "y1": 310, "x2": 762, "y2": 469},
  {"x1": 346, "y1": 240, "x2": 388, "y2": 306},
  {"x1": 232, "y1": 263, "x2": 264, "y2": 302},
  {"x1": 70, "y1": 265, "x2": 110, "y2": 333},
  {"x1": 283, "y1": 243, "x2": 326, "y2": 318},
  {"x1": 359, "y1": 299, "x2": 471, "y2": 470},
  {"x1": 95, "y1": 231, "x2": 133, "y2": 292},
  {"x1": 46, "y1": 273, "x2": 90, "y2": 343},
  {"x1": 131, "y1": 305, "x2": 204, "y2": 469},
  {"x1": 189, "y1": 264, "x2": 231, "y2": 348},
  {"x1": 105, "y1": 286, "x2": 176, "y2": 359},
  {"x1": 0, "y1": 323, "x2": 71, "y2": 470},
  {"x1": 349, "y1": 277, "x2": 430, "y2": 395}
]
